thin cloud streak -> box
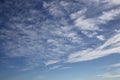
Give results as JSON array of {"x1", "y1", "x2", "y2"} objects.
[
  {"x1": 97, "y1": 73, "x2": 120, "y2": 78},
  {"x1": 67, "y1": 33, "x2": 120, "y2": 63}
]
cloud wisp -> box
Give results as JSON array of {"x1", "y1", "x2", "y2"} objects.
[
  {"x1": 97, "y1": 73, "x2": 120, "y2": 78},
  {"x1": 67, "y1": 33, "x2": 120, "y2": 63}
]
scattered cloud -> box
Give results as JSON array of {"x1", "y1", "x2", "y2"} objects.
[
  {"x1": 108, "y1": 0, "x2": 120, "y2": 6},
  {"x1": 71, "y1": 7, "x2": 120, "y2": 31},
  {"x1": 45, "y1": 60, "x2": 60, "y2": 66},
  {"x1": 110, "y1": 63, "x2": 120, "y2": 68},
  {"x1": 88, "y1": 0, "x2": 120, "y2": 5},
  {"x1": 20, "y1": 67, "x2": 35, "y2": 72},
  {"x1": 81, "y1": 31, "x2": 98, "y2": 38},
  {"x1": 70, "y1": 8, "x2": 87, "y2": 20},
  {"x1": 43, "y1": 1, "x2": 65, "y2": 17},
  {"x1": 0, "y1": 0, "x2": 120, "y2": 71},
  {"x1": 73, "y1": 15, "x2": 99, "y2": 31},
  {"x1": 49, "y1": 65, "x2": 61, "y2": 70},
  {"x1": 60, "y1": 67, "x2": 72, "y2": 70},
  {"x1": 49, "y1": 65, "x2": 72, "y2": 70},
  {"x1": 67, "y1": 33, "x2": 120, "y2": 63},
  {"x1": 97, "y1": 62, "x2": 120, "y2": 79},
  {"x1": 98, "y1": 8, "x2": 120, "y2": 23},
  {"x1": 96, "y1": 35, "x2": 105, "y2": 41},
  {"x1": 97, "y1": 73, "x2": 120, "y2": 78}
]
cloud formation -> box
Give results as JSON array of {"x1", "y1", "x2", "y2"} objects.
[
  {"x1": 0, "y1": 0, "x2": 120, "y2": 71},
  {"x1": 67, "y1": 33, "x2": 120, "y2": 63},
  {"x1": 97, "y1": 73, "x2": 120, "y2": 78}
]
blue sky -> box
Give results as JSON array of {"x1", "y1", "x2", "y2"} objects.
[{"x1": 0, "y1": 0, "x2": 120, "y2": 80}]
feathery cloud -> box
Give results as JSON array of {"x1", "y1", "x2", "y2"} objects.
[
  {"x1": 67, "y1": 33, "x2": 120, "y2": 63},
  {"x1": 45, "y1": 60, "x2": 60, "y2": 66}
]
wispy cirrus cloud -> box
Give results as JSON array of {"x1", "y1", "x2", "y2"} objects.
[
  {"x1": 49, "y1": 65, "x2": 72, "y2": 70},
  {"x1": 67, "y1": 33, "x2": 120, "y2": 63},
  {"x1": 45, "y1": 60, "x2": 60, "y2": 66},
  {"x1": 0, "y1": 0, "x2": 120, "y2": 71},
  {"x1": 0, "y1": 0, "x2": 84, "y2": 70},
  {"x1": 88, "y1": 0, "x2": 120, "y2": 5},
  {"x1": 97, "y1": 73, "x2": 120, "y2": 78},
  {"x1": 60, "y1": 67, "x2": 72, "y2": 70},
  {"x1": 97, "y1": 62, "x2": 120, "y2": 79},
  {"x1": 49, "y1": 65, "x2": 61, "y2": 70},
  {"x1": 110, "y1": 63, "x2": 120, "y2": 68},
  {"x1": 98, "y1": 8, "x2": 120, "y2": 23},
  {"x1": 71, "y1": 7, "x2": 120, "y2": 31}
]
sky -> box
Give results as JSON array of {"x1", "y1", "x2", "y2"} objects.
[{"x1": 0, "y1": 0, "x2": 120, "y2": 80}]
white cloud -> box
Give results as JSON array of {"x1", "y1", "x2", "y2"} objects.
[
  {"x1": 98, "y1": 8, "x2": 120, "y2": 23},
  {"x1": 1, "y1": 0, "x2": 120, "y2": 71},
  {"x1": 96, "y1": 35, "x2": 105, "y2": 41},
  {"x1": 49, "y1": 66, "x2": 72, "y2": 70},
  {"x1": 1, "y1": 13, "x2": 84, "y2": 70},
  {"x1": 60, "y1": 67, "x2": 72, "y2": 70},
  {"x1": 115, "y1": 29, "x2": 120, "y2": 33},
  {"x1": 60, "y1": 1, "x2": 70, "y2": 8},
  {"x1": 88, "y1": 0, "x2": 120, "y2": 5},
  {"x1": 45, "y1": 60, "x2": 60, "y2": 66},
  {"x1": 67, "y1": 33, "x2": 120, "y2": 63},
  {"x1": 97, "y1": 63, "x2": 120, "y2": 79},
  {"x1": 43, "y1": 1, "x2": 64, "y2": 17},
  {"x1": 70, "y1": 8, "x2": 99, "y2": 31},
  {"x1": 109, "y1": 0, "x2": 120, "y2": 5},
  {"x1": 99, "y1": 33, "x2": 120, "y2": 49},
  {"x1": 74, "y1": 16, "x2": 99, "y2": 31},
  {"x1": 97, "y1": 73, "x2": 120, "y2": 78},
  {"x1": 20, "y1": 67, "x2": 34, "y2": 72},
  {"x1": 70, "y1": 8, "x2": 87, "y2": 19},
  {"x1": 47, "y1": 39, "x2": 58, "y2": 44},
  {"x1": 71, "y1": 8, "x2": 120, "y2": 31},
  {"x1": 81, "y1": 31, "x2": 98, "y2": 38},
  {"x1": 110, "y1": 63, "x2": 120, "y2": 68},
  {"x1": 87, "y1": 0, "x2": 120, "y2": 10},
  {"x1": 49, "y1": 65, "x2": 61, "y2": 70}
]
